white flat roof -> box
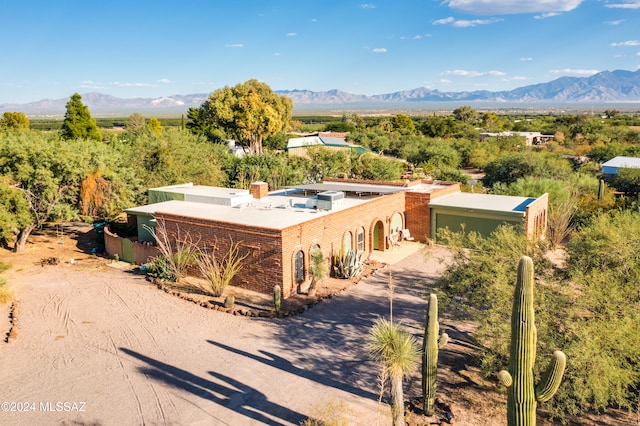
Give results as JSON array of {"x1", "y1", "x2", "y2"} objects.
[
  {"x1": 150, "y1": 184, "x2": 250, "y2": 198},
  {"x1": 428, "y1": 192, "x2": 536, "y2": 216},
  {"x1": 126, "y1": 191, "x2": 379, "y2": 230},
  {"x1": 602, "y1": 156, "x2": 640, "y2": 169}
]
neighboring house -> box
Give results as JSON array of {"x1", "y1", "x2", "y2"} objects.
[
  {"x1": 114, "y1": 179, "x2": 548, "y2": 298},
  {"x1": 286, "y1": 135, "x2": 370, "y2": 157},
  {"x1": 479, "y1": 131, "x2": 554, "y2": 146},
  {"x1": 601, "y1": 156, "x2": 640, "y2": 175}
]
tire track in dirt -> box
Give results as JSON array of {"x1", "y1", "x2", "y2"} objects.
[
  {"x1": 100, "y1": 277, "x2": 176, "y2": 424},
  {"x1": 109, "y1": 334, "x2": 145, "y2": 425}
]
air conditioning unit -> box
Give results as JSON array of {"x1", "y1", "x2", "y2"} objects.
[{"x1": 316, "y1": 191, "x2": 344, "y2": 210}]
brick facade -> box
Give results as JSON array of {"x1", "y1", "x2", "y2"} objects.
[
  {"x1": 158, "y1": 192, "x2": 406, "y2": 298},
  {"x1": 405, "y1": 183, "x2": 462, "y2": 242}
]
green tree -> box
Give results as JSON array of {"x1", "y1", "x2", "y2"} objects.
[
  {"x1": 392, "y1": 114, "x2": 416, "y2": 134},
  {"x1": 200, "y1": 79, "x2": 293, "y2": 155},
  {"x1": 0, "y1": 180, "x2": 32, "y2": 248},
  {"x1": 125, "y1": 113, "x2": 146, "y2": 135},
  {"x1": 60, "y1": 93, "x2": 101, "y2": 141},
  {"x1": 305, "y1": 146, "x2": 351, "y2": 183},
  {"x1": 351, "y1": 153, "x2": 405, "y2": 181},
  {"x1": 0, "y1": 132, "x2": 90, "y2": 251},
  {"x1": 453, "y1": 106, "x2": 478, "y2": 124},
  {"x1": 0, "y1": 112, "x2": 30, "y2": 130}
]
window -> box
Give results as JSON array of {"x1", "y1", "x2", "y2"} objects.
[
  {"x1": 357, "y1": 227, "x2": 365, "y2": 252},
  {"x1": 343, "y1": 231, "x2": 352, "y2": 252},
  {"x1": 295, "y1": 250, "x2": 305, "y2": 283}
]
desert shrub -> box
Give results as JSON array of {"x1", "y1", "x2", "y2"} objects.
[
  {"x1": 299, "y1": 398, "x2": 354, "y2": 426},
  {"x1": 438, "y1": 211, "x2": 640, "y2": 419},
  {"x1": 146, "y1": 255, "x2": 176, "y2": 282},
  {"x1": 196, "y1": 241, "x2": 246, "y2": 297}
]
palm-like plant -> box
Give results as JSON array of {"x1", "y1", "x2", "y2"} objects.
[
  {"x1": 369, "y1": 318, "x2": 420, "y2": 426},
  {"x1": 308, "y1": 246, "x2": 327, "y2": 296}
]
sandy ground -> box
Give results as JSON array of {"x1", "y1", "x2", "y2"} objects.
[
  {"x1": 0, "y1": 225, "x2": 635, "y2": 426},
  {"x1": 0, "y1": 226, "x2": 460, "y2": 426}
]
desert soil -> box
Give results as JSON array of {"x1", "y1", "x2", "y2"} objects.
[{"x1": 0, "y1": 223, "x2": 635, "y2": 426}]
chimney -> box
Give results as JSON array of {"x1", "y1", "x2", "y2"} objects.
[{"x1": 250, "y1": 181, "x2": 269, "y2": 200}]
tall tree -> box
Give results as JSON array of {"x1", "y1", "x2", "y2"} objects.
[
  {"x1": 0, "y1": 112, "x2": 30, "y2": 130},
  {"x1": 0, "y1": 133, "x2": 89, "y2": 251},
  {"x1": 125, "y1": 113, "x2": 146, "y2": 135},
  {"x1": 60, "y1": 93, "x2": 101, "y2": 141},
  {"x1": 200, "y1": 79, "x2": 293, "y2": 155}
]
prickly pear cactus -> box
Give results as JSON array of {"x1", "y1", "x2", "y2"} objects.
[
  {"x1": 498, "y1": 256, "x2": 566, "y2": 426},
  {"x1": 422, "y1": 293, "x2": 448, "y2": 416}
]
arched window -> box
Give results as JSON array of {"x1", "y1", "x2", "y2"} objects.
[
  {"x1": 343, "y1": 231, "x2": 353, "y2": 253},
  {"x1": 294, "y1": 250, "x2": 305, "y2": 283},
  {"x1": 357, "y1": 227, "x2": 365, "y2": 252}
]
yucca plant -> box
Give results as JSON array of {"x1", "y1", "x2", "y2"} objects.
[{"x1": 369, "y1": 318, "x2": 420, "y2": 426}]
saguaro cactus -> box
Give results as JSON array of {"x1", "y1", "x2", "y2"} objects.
[
  {"x1": 273, "y1": 285, "x2": 282, "y2": 315},
  {"x1": 422, "y1": 293, "x2": 449, "y2": 416},
  {"x1": 497, "y1": 256, "x2": 566, "y2": 426}
]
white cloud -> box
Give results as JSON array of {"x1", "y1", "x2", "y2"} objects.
[
  {"x1": 225, "y1": 43, "x2": 244, "y2": 48},
  {"x1": 453, "y1": 18, "x2": 502, "y2": 27},
  {"x1": 606, "y1": 0, "x2": 640, "y2": 8},
  {"x1": 434, "y1": 16, "x2": 501, "y2": 26},
  {"x1": 445, "y1": 0, "x2": 583, "y2": 15},
  {"x1": 359, "y1": 3, "x2": 376, "y2": 8},
  {"x1": 286, "y1": 32, "x2": 297, "y2": 37},
  {"x1": 433, "y1": 17, "x2": 455, "y2": 25},
  {"x1": 606, "y1": 19, "x2": 626, "y2": 25},
  {"x1": 520, "y1": 57, "x2": 533, "y2": 61},
  {"x1": 442, "y1": 69, "x2": 506, "y2": 77},
  {"x1": 511, "y1": 76, "x2": 527, "y2": 81},
  {"x1": 611, "y1": 40, "x2": 640, "y2": 47},
  {"x1": 273, "y1": 52, "x2": 281, "y2": 56},
  {"x1": 372, "y1": 48, "x2": 387, "y2": 53},
  {"x1": 534, "y1": 12, "x2": 560, "y2": 19},
  {"x1": 157, "y1": 78, "x2": 171, "y2": 84},
  {"x1": 548, "y1": 68, "x2": 599, "y2": 76}
]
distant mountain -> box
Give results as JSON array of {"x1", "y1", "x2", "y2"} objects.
[{"x1": 2, "y1": 69, "x2": 639, "y2": 116}]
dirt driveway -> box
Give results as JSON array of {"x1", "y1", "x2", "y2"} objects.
[{"x1": 0, "y1": 223, "x2": 469, "y2": 426}]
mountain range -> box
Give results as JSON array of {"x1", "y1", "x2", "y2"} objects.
[{"x1": 2, "y1": 69, "x2": 640, "y2": 116}]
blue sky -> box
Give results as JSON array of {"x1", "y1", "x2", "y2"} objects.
[{"x1": 1, "y1": 0, "x2": 639, "y2": 104}]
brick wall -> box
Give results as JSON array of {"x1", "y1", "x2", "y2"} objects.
[
  {"x1": 158, "y1": 192, "x2": 406, "y2": 298},
  {"x1": 405, "y1": 183, "x2": 461, "y2": 242}
]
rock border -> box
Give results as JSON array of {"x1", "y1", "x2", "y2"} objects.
[{"x1": 147, "y1": 261, "x2": 386, "y2": 319}]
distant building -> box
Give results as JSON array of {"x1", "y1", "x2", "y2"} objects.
[
  {"x1": 601, "y1": 156, "x2": 640, "y2": 175},
  {"x1": 479, "y1": 131, "x2": 554, "y2": 146}
]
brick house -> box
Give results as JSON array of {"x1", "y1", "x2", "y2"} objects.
[{"x1": 120, "y1": 179, "x2": 547, "y2": 298}]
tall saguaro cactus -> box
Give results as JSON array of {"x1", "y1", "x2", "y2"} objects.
[
  {"x1": 422, "y1": 293, "x2": 449, "y2": 416},
  {"x1": 497, "y1": 256, "x2": 566, "y2": 426}
]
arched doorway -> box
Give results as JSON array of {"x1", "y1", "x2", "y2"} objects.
[{"x1": 372, "y1": 220, "x2": 385, "y2": 250}]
